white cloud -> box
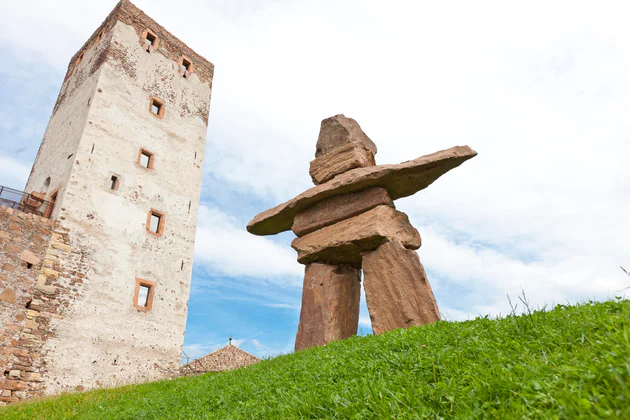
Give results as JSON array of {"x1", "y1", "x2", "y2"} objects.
[
  {"x1": 251, "y1": 339, "x2": 264, "y2": 350},
  {"x1": 2, "y1": 0, "x2": 629, "y2": 321},
  {"x1": 264, "y1": 303, "x2": 300, "y2": 310},
  {"x1": 0, "y1": 154, "x2": 30, "y2": 190},
  {"x1": 194, "y1": 206, "x2": 302, "y2": 283},
  {"x1": 182, "y1": 342, "x2": 221, "y2": 360},
  {"x1": 358, "y1": 315, "x2": 371, "y2": 328},
  {"x1": 231, "y1": 338, "x2": 246, "y2": 347}
]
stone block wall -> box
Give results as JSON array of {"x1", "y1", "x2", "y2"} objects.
[{"x1": 0, "y1": 206, "x2": 88, "y2": 405}]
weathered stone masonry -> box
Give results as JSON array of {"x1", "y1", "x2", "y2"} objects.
[
  {"x1": 0, "y1": 206, "x2": 88, "y2": 404},
  {"x1": 1, "y1": 0, "x2": 214, "y2": 401}
]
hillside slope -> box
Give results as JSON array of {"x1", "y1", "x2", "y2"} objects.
[{"x1": 2, "y1": 299, "x2": 629, "y2": 419}]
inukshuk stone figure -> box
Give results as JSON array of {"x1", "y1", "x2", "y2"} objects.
[{"x1": 247, "y1": 115, "x2": 477, "y2": 351}]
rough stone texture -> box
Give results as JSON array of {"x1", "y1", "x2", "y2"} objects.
[
  {"x1": 316, "y1": 114, "x2": 377, "y2": 158},
  {"x1": 292, "y1": 187, "x2": 394, "y2": 237},
  {"x1": 18, "y1": 1, "x2": 213, "y2": 397},
  {"x1": 291, "y1": 205, "x2": 420, "y2": 265},
  {"x1": 362, "y1": 241, "x2": 440, "y2": 335},
  {"x1": 294, "y1": 263, "x2": 361, "y2": 351},
  {"x1": 248, "y1": 145, "x2": 477, "y2": 236},
  {"x1": 0, "y1": 206, "x2": 89, "y2": 403},
  {"x1": 180, "y1": 344, "x2": 260, "y2": 375},
  {"x1": 18, "y1": 250, "x2": 41, "y2": 266},
  {"x1": 309, "y1": 143, "x2": 375, "y2": 185}
]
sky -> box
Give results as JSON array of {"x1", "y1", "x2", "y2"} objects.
[{"x1": 1, "y1": 0, "x2": 629, "y2": 359}]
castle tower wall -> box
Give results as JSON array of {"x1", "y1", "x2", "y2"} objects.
[{"x1": 18, "y1": 1, "x2": 213, "y2": 394}]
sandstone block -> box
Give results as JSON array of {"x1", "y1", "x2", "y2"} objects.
[
  {"x1": 309, "y1": 143, "x2": 375, "y2": 185},
  {"x1": 40, "y1": 267, "x2": 59, "y2": 278},
  {"x1": 35, "y1": 284, "x2": 56, "y2": 295},
  {"x1": 291, "y1": 205, "x2": 420, "y2": 265},
  {"x1": 295, "y1": 262, "x2": 361, "y2": 351},
  {"x1": 316, "y1": 114, "x2": 377, "y2": 158},
  {"x1": 1, "y1": 263, "x2": 16, "y2": 273},
  {"x1": 0, "y1": 231, "x2": 8, "y2": 239},
  {"x1": 19, "y1": 250, "x2": 41, "y2": 266},
  {"x1": 4, "y1": 380, "x2": 26, "y2": 391},
  {"x1": 362, "y1": 241, "x2": 440, "y2": 335},
  {"x1": 292, "y1": 187, "x2": 394, "y2": 237},
  {"x1": 248, "y1": 145, "x2": 477, "y2": 236},
  {"x1": 8, "y1": 370, "x2": 20, "y2": 378},
  {"x1": 0, "y1": 288, "x2": 17, "y2": 304}
]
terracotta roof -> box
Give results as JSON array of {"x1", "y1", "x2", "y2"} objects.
[{"x1": 181, "y1": 344, "x2": 260, "y2": 374}]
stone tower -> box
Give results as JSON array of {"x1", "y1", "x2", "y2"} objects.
[{"x1": 12, "y1": 0, "x2": 212, "y2": 395}]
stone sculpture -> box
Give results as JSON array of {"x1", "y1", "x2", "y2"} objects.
[{"x1": 247, "y1": 115, "x2": 477, "y2": 351}]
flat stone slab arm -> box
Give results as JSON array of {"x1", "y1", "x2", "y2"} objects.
[{"x1": 247, "y1": 145, "x2": 477, "y2": 236}]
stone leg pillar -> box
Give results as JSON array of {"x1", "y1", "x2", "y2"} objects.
[
  {"x1": 295, "y1": 262, "x2": 361, "y2": 352},
  {"x1": 362, "y1": 240, "x2": 440, "y2": 335}
]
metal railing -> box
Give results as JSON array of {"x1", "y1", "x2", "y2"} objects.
[
  {"x1": 0, "y1": 185, "x2": 53, "y2": 218},
  {"x1": 180, "y1": 350, "x2": 210, "y2": 376}
]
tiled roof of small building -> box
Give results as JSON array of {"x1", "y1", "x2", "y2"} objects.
[{"x1": 181, "y1": 344, "x2": 260, "y2": 375}]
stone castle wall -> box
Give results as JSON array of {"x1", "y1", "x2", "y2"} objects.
[
  {"x1": 20, "y1": 0, "x2": 212, "y2": 395},
  {"x1": 0, "y1": 206, "x2": 88, "y2": 405}
]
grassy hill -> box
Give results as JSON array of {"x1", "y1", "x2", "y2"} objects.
[{"x1": 2, "y1": 299, "x2": 629, "y2": 419}]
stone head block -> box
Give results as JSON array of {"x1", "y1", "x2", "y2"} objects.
[
  {"x1": 316, "y1": 114, "x2": 377, "y2": 158},
  {"x1": 309, "y1": 143, "x2": 375, "y2": 185}
]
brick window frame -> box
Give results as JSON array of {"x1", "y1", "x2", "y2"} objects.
[
  {"x1": 149, "y1": 96, "x2": 165, "y2": 119},
  {"x1": 179, "y1": 55, "x2": 195, "y2": 78},
  {"x1": 44, "y1": 184, "x2": 62, "y2": 219},
  {"x1": 137, "y1": 148, "x2": 155, "y2": 169},
  {"x1": 146, "y1": 209, "x2": 166, "y2": 237},
  {"x1": 140, "y1": 28, "x2": 159, "y2": 52},
  {"x1": 96, "y1": 29, "x2": 104, "y2": 43},
  {"x1": 133, "y1": 278, "x2": 156, "y2": 311}
]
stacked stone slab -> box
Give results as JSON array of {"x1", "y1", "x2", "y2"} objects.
[{"x1": 248, "y1": 114, "x2": 477, "y2": 351}]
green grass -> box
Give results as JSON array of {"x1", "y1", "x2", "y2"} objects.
[{"x1": 2, "y1": 299, "x2": 629, "y2": 419}]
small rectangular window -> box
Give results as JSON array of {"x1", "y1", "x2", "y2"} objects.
[
  {"x1": 182, "y1": 58, "x2": 191, "y2": 72},
  {"x1": 133, "y1": 278, "x2": 156, "y2": 311},
  {"x1": 149, "y1": 97, "x2": 165, "y2": 118},
  {"x1": 146, "y1": 209, "x2": 165, "y2": 236},
  {"x1": 149, "y1": 213, "x2": 161, "y2": 233},
  {"x1": 145, "y1": 32, "x2": 156, "y2": 46},
  {"x1": 138, "y1": 149, "x2": 154, "y2": 169},
  {"x1": 77, "y1": 52, "x2": 84, "y2": 65},
  {"x1": 110, "y1": 175, "x2": 119, "y2": 190}
]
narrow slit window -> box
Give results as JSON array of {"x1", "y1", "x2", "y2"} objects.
[
  {"x1": 149, "y1": 213, "x2": 161, "y2": 233},
  {"x1": 146, "y1": 209, "x2": 165, "y2": 236},
  {"x1": 77, "y1": 52, "x2": 84, "y2": 65},
  {"x1": 181, "y1": 58, "x2": 192, "y2": 78},
  {"x1": 137, "y1": 285, "x2": 150, "y2": 307},
  {"x1": 141, "y1": 152, "x2": 150, "y2": 167},
  {"x1": 138, "y1": 149, "x2": 154, "y2": 169},
  {"x1": 133, "y1": 278, "x2": 156, "y2": 311},
  {"x1": 110, "y1": 175, "x2": 119, "y2": 190}
]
